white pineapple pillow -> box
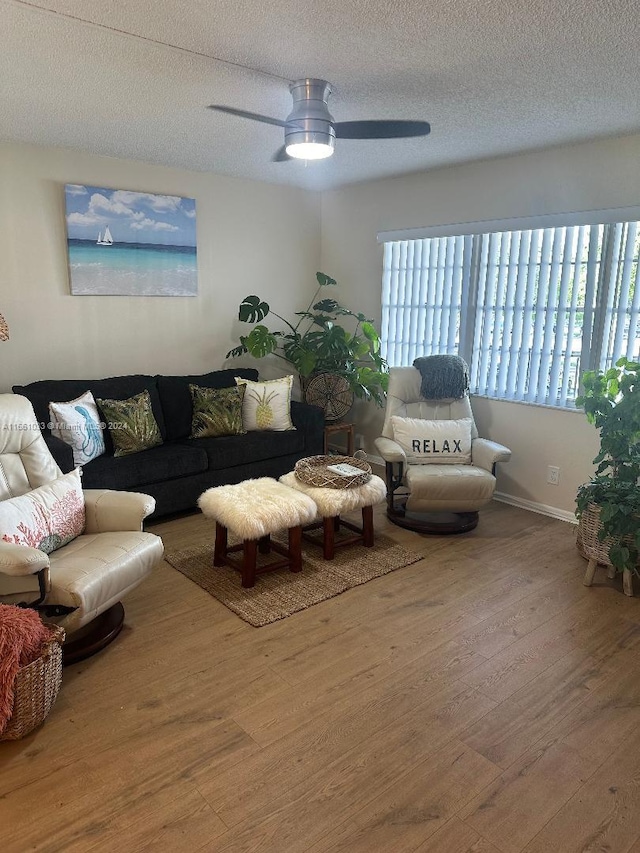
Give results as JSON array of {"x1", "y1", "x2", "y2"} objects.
[{"x1": 235, "y1": 375, "x2": 295, "y2": 431}]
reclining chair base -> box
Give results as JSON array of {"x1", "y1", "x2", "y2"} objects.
[
  {"x1": 62, "y1": 602, "x2": 125, "y2": 665},
  {"x1": 387, "y1": 499, "x2": 479, "y2": 534}
]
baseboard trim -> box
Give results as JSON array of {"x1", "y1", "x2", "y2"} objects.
[
  {"x1": 493, "y1": 492, "x2": 576, "y2": 524},
  {"x1": 366, "y1": 453, "x2": 576, "y2": 524}
]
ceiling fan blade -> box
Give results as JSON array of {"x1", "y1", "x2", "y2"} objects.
[
  {"x1": 208, "y1": 105, "x2": 287, "y2": 128},
  {"x1": 272, "y1": 145, "x2": 291, "y2": 162},
  {"x1": 335, "y1": 120, "x2": 431, "y2": 139}
]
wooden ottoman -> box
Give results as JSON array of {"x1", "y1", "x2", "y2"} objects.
[
  {"x1": 279, "y1": 471, "x2": 387, "y2": 560},
  {"x1": 198, "y1": 478, "x2": 317, "y2": 588}
]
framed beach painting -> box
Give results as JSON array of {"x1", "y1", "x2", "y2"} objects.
[{"x1": 64, "y1": 184, "x2": 197, "y2": 296}]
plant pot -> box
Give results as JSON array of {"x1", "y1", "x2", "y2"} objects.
[{"x1": 577, "y1": 502, "x2": 640, "y2": 569}]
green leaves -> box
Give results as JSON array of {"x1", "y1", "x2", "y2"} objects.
[
  {"x1": 244, "y1": 325, "x2": 279, "y2": 358},
  {"x1": 226, "y1": 342, "x2": 248, "y2": 359},
  {"x1": 576, "y1": 358, "x2": 640, "y2": 576},
  {"x1": 228, "y1": 272, "x2": 389, "y2": 407},
  {"x1": 316, "y1": 272, "x2": 336, "y2": 287},
  {"x1": 239, "y1": 296, "x2": 270, "y2": 323},
  {"x1": 313, "y1": 298, "x2": 340, "y2": 313}
]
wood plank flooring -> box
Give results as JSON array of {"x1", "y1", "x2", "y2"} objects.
[{"x1": 2, "y1": 500, "x2": 640, "y2": 852}]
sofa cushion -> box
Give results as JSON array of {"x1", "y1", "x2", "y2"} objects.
[
  {"x1": 157, "y1": 368, "x2": 258, "y2": 442},
  {"x1": 49, "y1": 390, "x2": 106, "y2": 466},
  {"x1": 80, "y1": 443, "x2": 208, "y2": 491},
  {"x1": 14, "y1": 375, "x2": 167, "y2": 451},
  {"x1": 235, "y1": 375, "x2": 295, "y2": 431},
  {"x1": 0, "y1": 468, "x2": 85, "y2": 554},
  {"x1": 189, "y1": 384, "x2": 246, "y2": 438},
  {"x1": 96, "y1": 390, "x2": 163, "y2": 457},
  {"x1": 180, "y1": 428, "x2": 305, "y2": 472}
]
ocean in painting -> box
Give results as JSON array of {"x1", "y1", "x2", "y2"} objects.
[{"x1": 67, "y1": 239, "x2": 198, "y2": 296}]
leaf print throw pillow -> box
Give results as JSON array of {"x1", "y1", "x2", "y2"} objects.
[
  {"x1": 96, "y1": 390, "x2": 163, "y2": 457},
  {"x1": 189, "y1": 384, "x2": 246, "y2": 438},
  {"x1": 234, "y1": 375, "x2": 295, "y2": 431},
  {"x1": 49, "y1": 390, "x2": 106, "y2": 466}
]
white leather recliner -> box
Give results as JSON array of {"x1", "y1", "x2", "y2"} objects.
[
  {"x1": 0, "y1": 394, "x2": 164, "y2": 661},
  {"x1": 375, "y1": 366, "x2": 511, "y2": 533}
]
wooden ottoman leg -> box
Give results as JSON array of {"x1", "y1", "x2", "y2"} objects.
[
  {"x1": 583, "y1": 558, "x2": 597, "y2": 587},
  {"x1": 242, "y1": 540, "x2": 258, "y2": 588},
  {"x1": 214, "y1": 523, "x2": 228, "y2": 567},
  {"x1": 323, "y1": 516, "x2": 336, "y2": 560},
  {"x1": 607, "y1": 565, "x2": 616, "y2": 579},
  {"x1": 362, "y1": 505, "x2": 374, "y2": 547},
  {"x1": 289, "y1": 526, "x2": 302, "y2": 573},
  {"x1": 258, "y1": 535, "x2": 271, "y2": 554},
  {"x1": 623, "y1": 568, "x2": 634, "y2": 597}
]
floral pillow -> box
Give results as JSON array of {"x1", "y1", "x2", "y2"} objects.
[
  {"x1": 96, "y1": 390, "x2": 162, "y2": 457},
  {"x1": 189, "y1": 384, "x2": 246, "y2": 439},
  {"x1": 0, "y1": 469, "x2": 85, "y2": 554},
  {"x1": 49, "y1": 390, "x2": 106, "y2": 466}
]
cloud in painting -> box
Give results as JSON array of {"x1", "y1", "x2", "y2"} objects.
[
  {"x1": 67, "y1": 210, "x2": 105, "y2": 227},
  {"x1": 65, "y1": 184, "x2": 196, "y2": 247},
  {"x1": 111, "y1": 191, "x2": 183, "y2": 213},
  {"x1": 130, "y1": 217, "x2": 179, "y2": 232},
  {"x1": 66, "y1": 184, "x2": 88, "y2": 196}
]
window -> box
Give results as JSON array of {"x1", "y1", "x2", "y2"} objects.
[{"x1": 381, "y1": 216, "x2": 640, "y2": 408}]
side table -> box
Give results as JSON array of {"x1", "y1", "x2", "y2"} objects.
[{"x1": 323, "y1": 422, "x2": 355, "y2": 456}]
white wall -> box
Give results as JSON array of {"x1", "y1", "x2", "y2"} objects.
[
  {"x1": 0, "y1": 141, "x2": 321, "y2": 389},
  {"x1": 320, "y1": 133, "x2": 640, "y2": 516}
]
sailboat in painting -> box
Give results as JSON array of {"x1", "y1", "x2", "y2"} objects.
[{"x1": 96, "y1": 226, "x2": 114, "y2": 246}]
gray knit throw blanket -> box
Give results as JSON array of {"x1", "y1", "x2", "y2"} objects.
[{"x1": 413, "y1": 355, "x2": 470, "y2": 399}]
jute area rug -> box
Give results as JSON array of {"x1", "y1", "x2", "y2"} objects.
[{"x1": 164, "y1": 531, "x2": 422, "y2": 627}]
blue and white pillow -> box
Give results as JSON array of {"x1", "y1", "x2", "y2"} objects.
[{"x1": 49, "y1": 391, "x2": 105, "y2": 466}]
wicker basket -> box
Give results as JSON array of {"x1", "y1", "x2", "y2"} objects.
[
  {"x1": 577, "y1": 502, "x2": 640, "y2": 568},
  {"x1": 0, "y1": 626, "x2": 65, "y2": 741},
  {"x1": 295, "y1": 454, "x2": 372, "y2": 489}
]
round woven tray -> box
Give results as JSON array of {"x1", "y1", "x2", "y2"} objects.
[
  {"x1": 295, "y1": 454, "x2": 372, "y2": 489},
  {"x1": 0, "y1": 625, "x2": 65, "y2": 741}
]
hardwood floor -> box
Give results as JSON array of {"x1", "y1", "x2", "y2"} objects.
[{"x1": 2, "y1": 500, "x2": 640, "y2": 852}]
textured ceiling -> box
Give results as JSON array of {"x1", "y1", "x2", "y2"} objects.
[{"x1": 2, "y1": 0, "x2": 640, "y2": 190}]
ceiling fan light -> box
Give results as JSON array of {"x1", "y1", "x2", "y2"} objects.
[{"x1": 286, "y1": 141, "x2": 334, "y2": 160}]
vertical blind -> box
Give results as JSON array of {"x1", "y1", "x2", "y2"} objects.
[{"x1": 381, "y1": 219, "x2": 640, "y2": 407}]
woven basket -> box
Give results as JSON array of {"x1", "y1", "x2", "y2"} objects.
[
  {"x1": 577, "y1": 502, "x2": 640, "y2": 568},
  {"x1": 295, "y1": 454, "x2": 372, "y2": 489},
  {"x1": 0, "y1": 626, "x2": 65, "y2": 741}
]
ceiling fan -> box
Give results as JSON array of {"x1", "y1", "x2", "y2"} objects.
[{"x1": 209, "y1": 78, "x2": 431, "y2": 162}]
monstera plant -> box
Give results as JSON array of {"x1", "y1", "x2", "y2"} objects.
[{"x1": 227, "y1": 272, "x2": 389, "y2": 409}]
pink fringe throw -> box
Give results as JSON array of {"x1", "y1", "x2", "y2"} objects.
[{"x1": 0, "y1": 605, "x2": 57, "y2": 734}]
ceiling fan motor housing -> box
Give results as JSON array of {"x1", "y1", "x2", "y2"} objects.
[{"x1": 285, "y1": 79, "x2": 336, "y2": 153}]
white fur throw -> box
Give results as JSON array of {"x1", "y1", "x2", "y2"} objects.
[
  {"x1": 198, "y1": 477, "x2": 317, "y2": 539},
  {"x1": 279, "y1": 472, "x2": 387, "y2": 516}
]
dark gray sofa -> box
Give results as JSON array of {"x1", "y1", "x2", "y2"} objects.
[{"x1": 13, "y1": 368, "x2": 324, "y2": 518}]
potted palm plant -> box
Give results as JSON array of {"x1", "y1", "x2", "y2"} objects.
[
  {"x1": 227, "y1": 272, "x2": 388, "y2": 419},
  {"x1": 576, "y1": 357, "x2": 640, "y2": 595}
]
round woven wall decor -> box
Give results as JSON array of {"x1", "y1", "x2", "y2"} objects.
[{"x1": 304, "y1": 373, "x2": 354, "y2": 422}]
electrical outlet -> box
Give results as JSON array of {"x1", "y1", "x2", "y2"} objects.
[{"x1": 547, "y1": 466, "x2": 560, "y2": 485}]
